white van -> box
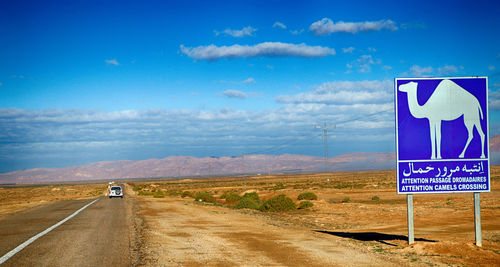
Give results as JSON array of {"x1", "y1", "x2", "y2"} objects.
[{"x1": 109, "y1": 185, "x2": 123, "y2": 198}]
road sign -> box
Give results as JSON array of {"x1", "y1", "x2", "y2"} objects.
[{"x1": 395, "y1": 77, "x2": 490, "y2": 194}]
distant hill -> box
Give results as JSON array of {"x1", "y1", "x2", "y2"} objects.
[
  {"x1": 0, "y1": 152, "x2": 395, "y2": 184},
  {"x1": 2, "y1": 134, "x2": 498, "y2": 184},
  {"x1": 491, "y1": 135, "x2": 500, "y2": 152}
]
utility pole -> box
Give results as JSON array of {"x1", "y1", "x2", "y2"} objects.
[{"x1": 315, "y1": 122, "x2": 335, "y2": 173}]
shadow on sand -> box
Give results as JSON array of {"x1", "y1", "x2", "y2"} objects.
[{"x1": 315, "y1": 231, "x2": 437, "y2": 246}]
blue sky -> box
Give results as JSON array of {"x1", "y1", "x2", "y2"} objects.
[{"x1": 1, "y1": 0, "x2": 500, "y2": 173}]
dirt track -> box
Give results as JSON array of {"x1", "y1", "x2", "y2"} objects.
[{"x1": 136, "y1": 197, "x2": 404, "y2": 266}]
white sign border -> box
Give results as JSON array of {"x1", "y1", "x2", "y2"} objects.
[{"x1": 395, "y1": 76, "x2": 490, "y2": 194}]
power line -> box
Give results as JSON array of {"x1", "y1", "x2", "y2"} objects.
[
  {"x1": 335, "y1": 108, "x2": 393, "y2": 126},
  {"x1": 239, "y1": 108, "x2": 394, "y2": 157},
  {"x1": 315, "y1": 121, "x2": 335, "y2": 172},
  {"x1": 242, "y1": 132, "x2": 323, "y2": 155}
]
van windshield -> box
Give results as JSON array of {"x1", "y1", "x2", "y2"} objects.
[{"x1": 111, "y1": 186, "x2": 121, "y2": 190}]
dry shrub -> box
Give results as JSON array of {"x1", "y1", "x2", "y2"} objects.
[
  {"x1": 241, "y1": 192, "x2": 260, "y2": 202},
  {"x1": 297, "y1": 192, "x2": 318, "y2": 200},
  {"x1": 225, "y1": 193, "x2": 241, "y2": 203},
  {"x1": 298, "y1": 200, "x2": 314, "y2": 209},
  {"x1": 235, "y1": 197, "x2": 261, "y2": 210},
  {"x1": 273, "y1": 183, "x2": 285, "y2": 190},
  {"x1": 195, "y1": 192, "x2": 216, "y2": 203},
  {"x1": 181, "y1": 191, "x2": 195, "y2": 198},
  {"x1": 259, "y1": 194, "x2": 296, "y2": 212},
  {"x1": 235, "y1": 192, "x2": 261, "y2": 210}
]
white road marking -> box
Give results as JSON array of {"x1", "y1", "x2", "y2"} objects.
[{"x1": 0, "y1": 198, "x2": 100, "y2": 264}]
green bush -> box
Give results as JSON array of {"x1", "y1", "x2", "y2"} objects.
[
  {"x1": 297, "y1": 192, "x2": 318, "y2": 200},
  {"x1": 342, "y1": 197, "x2": 351, "y2": 203},
  {"x1": 235, "y1": 197, "x2": 261, "y2": 210},
  {"x1": 153, "y1": 191, "x2": 165, "y2": 198},
  {"x1": 298, "y1": 200, "x2": 314, "y2": 209},
  {"x1": 181, "y1": 191, "x2": 195, "y2": 198},
  {"x1": 241, "y1": 192, "x2": 260, "y2": 202},
  {"x1": 334, "y1": 184, "x2": 349, "y2": 189},
  {"x1": 327, "y1": 198, "x2": 336, "y2": 204},
  {"x1": 273, "y1": 183, "x2": 285, "y2": 190},
  {"x1": 260, "y1": 194, "x2": 296, "y2": 212},
  {"x1": 235, "y1": 192, "x2": 261, "y2": 209},
  {"x1": 371, "y1": 196, "x2": 380, "y2": 201},
  {"x1": 225, "y1": 193, "x2": 241, "y2": 203},
  {"x1": 220, "y1": 191, "x2": 231, "y2": 199},
  {"x1": 195, "y1": 192, "x2": 216, "y2": 203}
]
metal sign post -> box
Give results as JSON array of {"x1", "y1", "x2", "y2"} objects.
[
  {"x1": 474, "y1": 192, "x2": 482, "y2": 246},
  {"x1": 395, "y1": 77, "x2": 490, "y2": 246},
  {"x1": 407, "y1": 194, "x2": 414, "y2": 244}
]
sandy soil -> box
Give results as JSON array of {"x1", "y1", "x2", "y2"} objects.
[
  {"x1": 130, "y1": 167, "x2": 500, "y2": 266},
  {"x1": 136, "y1": 197, "x2": 406, "y2": 266}
]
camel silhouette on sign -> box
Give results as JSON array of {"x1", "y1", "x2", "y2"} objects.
[{"x1": 398, "y1": 79, "x2": 485, "y2": 159}]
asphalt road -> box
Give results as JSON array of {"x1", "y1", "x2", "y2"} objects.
[{"x1": 0, "y1": 190, "x2": 136, "y2": 266}]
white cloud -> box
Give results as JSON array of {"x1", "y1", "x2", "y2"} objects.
[
  {"x1": 357, "y1": 55, "x2": 379, "y2": 73},
  {"x1": 0, "y1": 79, "x2": 397, "y2": 172},
  {"x1": 290, "y1": 29, "x2": 304, "y2": 35},
  {"x1": 382, "y1": 65, "x2": 392, "y2": 71},
  {"x1": 489, "y1": 90, "x2": 500, "y2": 110},
  {"x1": 180, "y1": 42, "x2": 336, "y2": 61},
  {"x1": 407, "y1": 64, "x2": 459, "y2": 76},
  {"x1": 310, "y1": 18, "x2": 397, "y2": 35},
  {"x1": 272, "y1": 22, "x2": 303, "y2": 35},
  {"x1": 342, "y1": 47, "x2": 355, "y2": 53},
  {"x1": 273, "y1": 22, "x2": 286, "y2": 29},
  {"x1": 105, "y1": 59, "x2": 119, "y2": 66},
  {"x1": 215, "y1": 26, "x2": 257, "y2": 37},
  {"x1": 242, "y1": 77, "x2": 256, "y2": 84},
  {"x1": 223, "y1": 90, "x2": 248, "y2": 99},
  {"x1": 437, "y1": 65, "x2": 458, "y2": 75},
  {"x1": 347, "y1": 55, "x2": 381, "y2": 73},
  {"x1": 489, "y1": 65, "x2": 496, "y2": 71},
  {"x1": 276, "y1": 80, "x2": 393, "y2": 105},
  {"x1": 368, "y1": 47, "x2": 377, "y2": 52},
  {"x1": 410, "y1": 65, "x2": 433, "y2": 76},
  {"x1": 489, "y1": 99, "x2": 500, "y2": 110},
  {"x1": 278, "y1": 90, "x2": 391, "y2": 105}
]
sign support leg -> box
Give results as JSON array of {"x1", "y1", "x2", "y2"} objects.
[
  {"x1": 407, "y1": 194, "x2": 414, "y2": 245},
  {"x1": 474, "y1": 192, "x2": 482, "y2": 247}
]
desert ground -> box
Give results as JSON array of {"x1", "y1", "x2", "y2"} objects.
[{"x1": 1, "y1": 168, "x2": 499, "y2": 266}]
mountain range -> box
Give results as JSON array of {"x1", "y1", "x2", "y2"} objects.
[
  {"x1": 0, "y1": 152, "x2": 395, "y2": 184},
  {"x1": 1, "y1": 135, "x2": 499, "y2": 184}
]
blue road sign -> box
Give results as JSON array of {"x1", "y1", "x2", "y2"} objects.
[{"x1": 395, "y1": 77, "x2": 490, "y2": 194}]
